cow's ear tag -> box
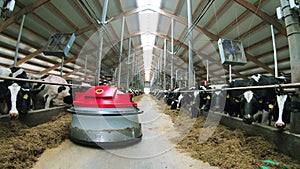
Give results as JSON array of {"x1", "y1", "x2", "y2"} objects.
[
  {"x1": 259, "y1": 99, "x2": 263, "y2": 103},
  {"x1": 207, "y1": 95, "x2": 211, "y2": 100},
  {"x1": 23, "y1": 94, "x2": 28, "y2": 100},
  {"x1": 234, "y1": 99, "x2": 239, "y2": 103},
  {"x1": 226, "y1": 94, "x2": 230, "y2": 98},
  {"x1": 268, "y1": 104, "x2": 274, "y2": 109}
]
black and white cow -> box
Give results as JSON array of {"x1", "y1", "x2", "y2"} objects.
[
  {"x1": 227, "y1": 78, "x2": 256, "y2": 120},
  {"x1": 203, "y1": 84, "x2": 228, "y2": 113},
  {"x1": 30, "y1": 74, "x2": 72, "y2": 109},
  {"x1": 169, "y1": 88, "x2": 181, "y2": 110},
  {"x1": 229, "y1": 74, "x2": 291, "y2": 129},
  {"x1": 190, "y1": 85, "x2": 211, "y2": 117},
  {"x1": 0, "y1": 67, "x2": 31, "y2": 118}
]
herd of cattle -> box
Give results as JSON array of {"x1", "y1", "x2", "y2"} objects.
[
  {"x1": 0, "y1": 66, "x2": 144, "y2": 119},
  {"x1": 0, "y1": 67, "x2": 74, "y2": 118},
  {"x1": 152, "y1": 73, "x2": 300, "y2": 130},
  {"x1": 1, "y1": 66, "x2": 299, "y2": 130}
]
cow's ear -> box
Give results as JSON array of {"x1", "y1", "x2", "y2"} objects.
[
  {"x1": 58, "y1": 86, "x2": 66, "y2": 93},
  {"x1": 235, "y1": 94, "x2": 244, "y2": 102}
]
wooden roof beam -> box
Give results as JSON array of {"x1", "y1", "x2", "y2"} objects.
[
  {"x1": 0, "y1": 0, "x2": 51, "y2": 32},
  {"x1": 233, "y1": 0, "x2": 287, "y2": 36}
]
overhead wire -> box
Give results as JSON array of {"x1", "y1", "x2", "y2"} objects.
[
  {"x1": 78, "y1": 0, "x2": 121, "y2": 57},
  {"x1": 241, "y1": 0, "x2": 262, "y2": 40},
  {"x1": 174, "y1": 0, "x2": 215, "y2": 55}
]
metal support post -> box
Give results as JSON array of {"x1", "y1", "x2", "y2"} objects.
[
  {"x1": 95, "y1": 0, "x2": 108, "y2": 86},
  {"x1": 163, "y1": 38, "x2": 167, "y2": 90},
  {"x1": 95, "y1": 28, "x2": 104, "y2": 86},
  {"x1": 118, "y1": 16, "x2": 125, "y2": 88},
  {"x1": 126, "y1": 37, "x2": 131, "y2": 89},
  {"x1": 84, "y1": 55, "x2": 88, "y2": 79},
  {"x1": 171, "y1": 17, "x2": 174, "y2": 89},
  {"x1": 60, "y1": 56, "x2": 64, "y2": 77},
  {"x1": 14, "y1": 15, "x2": 26, "y2": 67},
  {"x1": 271, "y1": 24, "x2": 278, "y2": 77},
  {"x1": 206, "y1": 60, "x2": 209, "y2": 82},
  {"x1": 280, "y1": 0, "x2": 300, "y2": 133},
  {"x1": 187, "y1": 0, "x2": 194, "y2": 88},
  {"x1": 229, "y1": 64, "x2": 232, "y2": 83}
]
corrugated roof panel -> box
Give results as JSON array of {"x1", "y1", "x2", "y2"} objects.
[
  {"x1": 106, "y1": 0, "x2": 122, "y2": 17},
  {"x1": 34, "y1": 6, "x2": 73, "y2": 33},
  {"x1": 207, "y1": 3, "x2": 246, "y2": 35},
  {"x1": 223, "y1": 14, "x2": 262, "y2": 41},
  {"x1": 196, "y1": 1, "x2": 226, "y2": 28},
  {"x1": 5, "y1": 25, "x2": 45, "y2": 49},
  {"x1": 242, "y1": 25, "x2": 272, "y2": 48},
  {"x1": 161, "y1": 0, "x2": 179, "y2": 14},
  {"x1": 24, "y1": 17, "x2": 52, "y2": 40},
  {"x1": 126, "y1": 14, "x2": 140, "y2": 35},
  {"x1": 157, "y1": 14, "x2": 171, "y2": 36},
  {"x1": 119, "y1": 0, "x2": 137, "y2": 12},
  {"x1": 51, "y1": 0, "x2": 90, "y2": 29}
]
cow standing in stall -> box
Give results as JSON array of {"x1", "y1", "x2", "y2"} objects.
[
  {"x1": 227, "y1": 78, "x2": 256, "y2": 119},
  {"x1": 30, "y1": 74, "x2": 73, "y2": 109},
  {"x1": 228, "y1": 74, "x2": 291, "y2": 129},
  {"x1": 0, "y1": 67, "x2": 31, "y2": 118},
  {"x1": 190, "y1": 85, "x2": 211, "y2": 117}
]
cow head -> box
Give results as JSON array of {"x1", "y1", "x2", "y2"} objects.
[
  {"x1": 210, "y1": 89, "x2": 226, "y2": 112},
  {"x1": 239, "y1": 91, "x2": 261, "y2": 124},
  {"x1": 6, "y1": 82, "x2": 31, "y2": 118},
  {"x1": 51, "y1": 85, "x2": 73, "y2": 106}
]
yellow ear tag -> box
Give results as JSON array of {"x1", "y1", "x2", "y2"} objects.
[
  {"x1": 226, "y1": 94, "x2": 230, "y2": 98},
  {"x1": 235, "y1": 99, "x2": 239, "y2": 103},
  {"x1": 23, "y1": 94, "x2": 28, "y2": 100},
  {"x1": 207, "y1": 95, "x2": 211, "y2": 100},
  {"x1": 259, "y1": 100, "x2": 263, "y2": 103},
  {"x1": 268, "y1": 104, "x2": 274, "y2": 109}
]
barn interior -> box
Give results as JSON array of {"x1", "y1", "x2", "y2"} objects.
[
  {"x1": 0, "y1": 0, "x2": 298, "y2": 90},
  {"x1": 1, "y1": 1, "x2": 300, "y2": 169}
]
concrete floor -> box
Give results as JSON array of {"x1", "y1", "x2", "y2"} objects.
[{"x1": 33, "y1": 94, "x2": 218, "y2": 169}]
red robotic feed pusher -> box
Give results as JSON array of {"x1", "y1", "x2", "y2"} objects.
[
  {"x1": 74, "y1": 85, "x2": 137, "y2": 108},
  {"x1": 70, "y1": 85, "x2": 142, "y2": 115},
  {"x1": 68, "y1": 85, "x2": 143, "y2": 146}
]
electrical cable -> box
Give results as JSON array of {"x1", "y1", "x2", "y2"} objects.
[{"x1": 174, "y1": 0, "x2": 214, "y2": 55}]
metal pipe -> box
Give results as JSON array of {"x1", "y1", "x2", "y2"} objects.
[
  {"x1": 132, "y1": 49, "x2": 135, "y2": 87},
  {"x1": 118, "y1": 16, "x2": 125, "y2": 88},
  {"x1": 229, "y1": 64, "x2": 232, "y2": 82},
  {"x1": 14, "y1": 15, "x2": 26, "y2": 67},
  {"x1": 126, "y1": 37, "x2": 131, "y2": 89},
  {"x1": 270, "y1": 24, "x2": 278, "y2": 77},
  {"x1": 171, "y1": 17, "x2": 174, "y2": 89},
  {"x1": 159, "y1": 51, "x2": 163, "y2": 87},
  {"x1": 280, "y1": 0, "x2": 300, "y2": 133},
  {"x1": 95, "y1": 0, "x2": 109, "y2": 86},
  {"x1": 127, "y1": 38, "x2": 131, "y2": 64},
  {"x1": 136, "y1": 59, "x2": 140, "y2": 89},
  {"x1": 0, "y1": 75, "x2": 88, "y2": 88},
  {"x1": 84, "y1": 55, "x2": 88, "y2": 78},
  {"x1": 60, "y1": 56, "x2": 64, "y2": 77},
  {"x1": 2, "y1": 75, "x2": 300, "y2": 92},
  {"x1": 187, "y1": 0, "x2": 194, "y2": 88},
  {"x1": 280, "y1": 0, "x2": 300, "y2": 90},
  {"x1": 206, "y1": 60, "x2": 209, "y2": 81},
  {"x1": 95, "y1": 29, "x2": 104, "y2": 86},
  {"x1": 169, "y1": 82, "x2": 300, "y2": 93},
  {"x1": 193, "y1": 70, "x2": 196, "y2": 87},
  {"x1": 101, "y1": 0, "x2": 108, "y2": 24},
  {"x1": 163, "y1": 38, "x2": 167, "y2": 90}
]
